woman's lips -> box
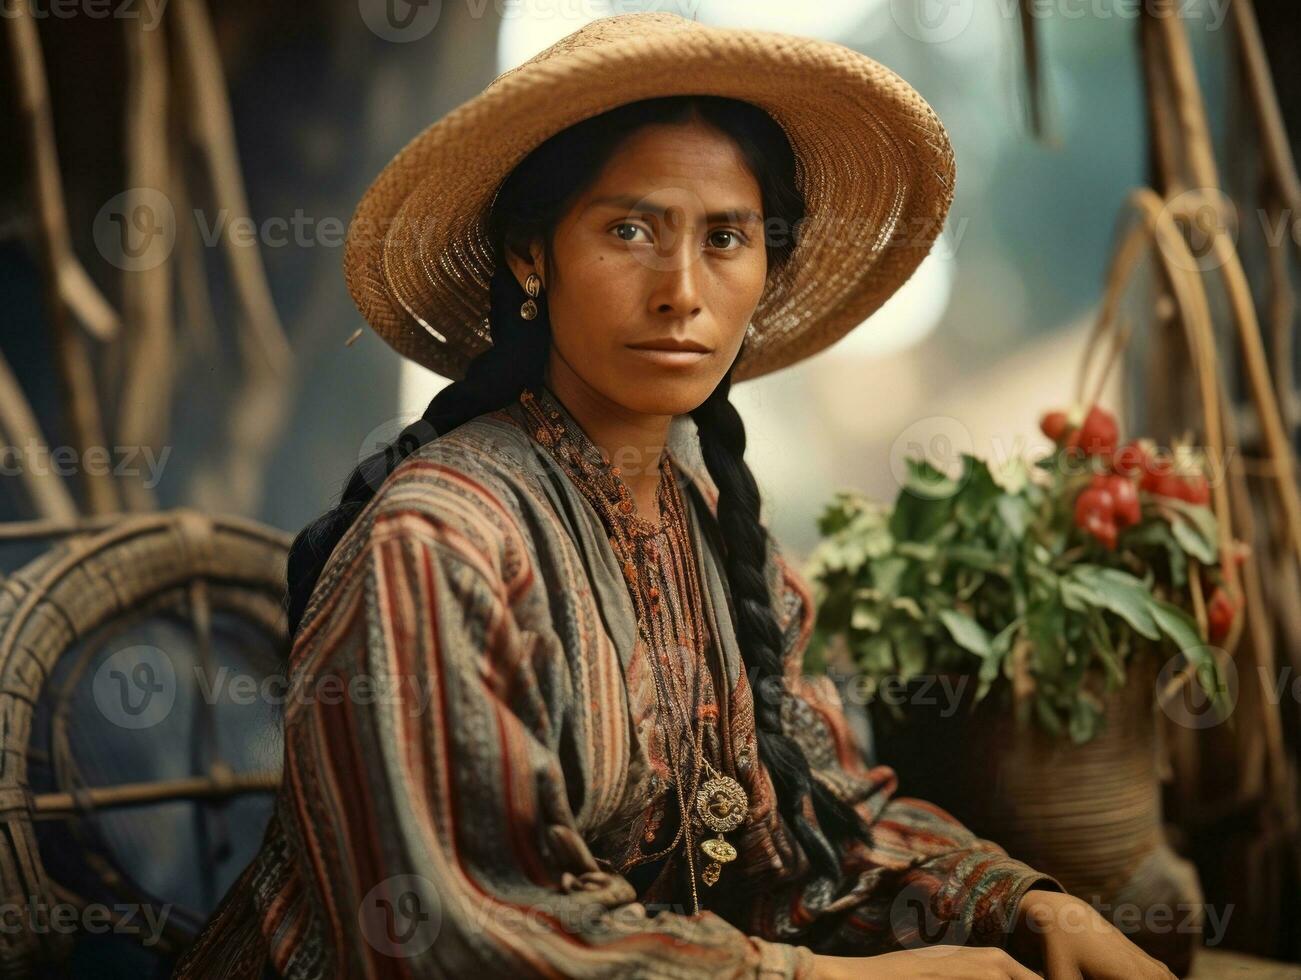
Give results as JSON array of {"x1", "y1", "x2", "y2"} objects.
[{"x1": 625, "y1": 345, "x2": 711, "y2": 366}]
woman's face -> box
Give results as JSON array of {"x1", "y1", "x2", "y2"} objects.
[{"x1": 509, "y1": 118, "x2": 768, "y2": 418}]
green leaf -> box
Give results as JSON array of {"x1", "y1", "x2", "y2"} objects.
[
  {"x1": 1086, "y1": 608, "x2": 1126, "y2": 687},
  {"x1": 1154, "y1": 497, "x2": 1220, "y2": 564},
  {"x1": 1168, "y1": 514, "x2": 1217, "y2": 565},
  {"x1": 851, "y1": 603, "x2": 881, "y2": 631},
  {"x1": 896, "y1": 541, "x2": 939, "y2": 562},
  {"x1": 902, "y1": 456, "x2": 961, "y2": 500},
  {"x1": 1125, "y1": 521, "x2": 1188, "y2": 589},
  {"x1": 853, "y1": 634, "x2": 894, "y2": 675},
  {"x1": 954, "y1": 455, "x2": 1002, "y2": 527},
  {"x1": 939, "y1": 608, "x2": 992, "y2": 658},
  {"x1": 1068, "y1": 691, "x2": 1104, "y2": 744},
  {"x1": 891, "y1": 459, "x2": 956, "y2": 541},
  {"x1": 890, "y1": 626, "x2": 928, "y2": 680},
  {"x1": 1026, "y1": 598, "x2": 1067, "y2": 679},
  {"x1": 1149, "y1": 598, "x2": 1231, "y2": 718},
  {"x1": 974, "y1": 620, "x2": 1019, "y2": 705},
  {"x1": 990, "y1": 456, "x2": 1031, "y2": 495},
  {"x1": 996, "y1": 493, "x2": 1031, "y2": 540},
  {"x1": 890, "y1": 597, "x2": 924, "y2": 620},
  {"x1": 947, "y1": 545, "x2": 1007, "y2": 574},
  {"x1": 990, "y1": 619, "x2": 1021, "y2": 657},
  {"x1": 1060, "y1": 579, "x2": 1094, "y2": 613},
  {"x1": 1065, "y1": 566, "x2": 1160, "y2": 640},
  {"x1": 870, "y1": 556, "x2": 908, "y2": 596},
  {"x1": 1034, "y1": 696, "x2": 1064, "y2": 735},
  {"x1": 1149, "y1": 597, "x2": 1202, "y2": 654}
]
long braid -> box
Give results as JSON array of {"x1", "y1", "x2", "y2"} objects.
[{"x1": 691, "y1": 371, "x2": 869, "y2": 876}]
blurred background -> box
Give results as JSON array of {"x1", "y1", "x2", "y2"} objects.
[
  {"x1": 2, "y1": 0, "x2": 1236, "y2": 550},
  {"x1": 1, "y1": 0, "x2": 1298, "y2": 976}
]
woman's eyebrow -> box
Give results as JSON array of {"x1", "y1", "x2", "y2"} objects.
[{"x1": 586, "y1": 193, "x2": 762, "y2": 226}]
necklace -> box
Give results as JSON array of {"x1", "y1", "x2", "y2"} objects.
[{"x1": 518, "y1": 385, "x2": 748, "y2": 910}]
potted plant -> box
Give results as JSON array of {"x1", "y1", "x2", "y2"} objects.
[{"x1": 803, "y1": 404, "x2": 1245, "y2": 973}]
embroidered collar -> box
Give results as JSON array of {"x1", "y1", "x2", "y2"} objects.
[{"x1": 518, "y1": 383, "x2": 691, "y2": 537}]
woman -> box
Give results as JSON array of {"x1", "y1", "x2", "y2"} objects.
[{"x1": 174, "y1": 13, "x2": 1176, "y2": 980}]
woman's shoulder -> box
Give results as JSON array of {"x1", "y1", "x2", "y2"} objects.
[
  {"x1": 377, "y1": 407, "x2": 534, "y2": 507},
  {"x1": 299, "y1": 408, "x2": 540, "y2": 637},
  {"x1": 365, "y1": 407, "x2": 541, "y2": 571}
]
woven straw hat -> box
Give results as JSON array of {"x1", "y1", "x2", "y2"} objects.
[{"x1": 343, "y1": 11, "x2": 955, "y2": 383}]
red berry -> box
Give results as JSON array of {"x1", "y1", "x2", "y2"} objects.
[
  {"x1": 1075, "y1": 486, "x2": 1114, "y2": 519},
  {"x1": 1206, "y1": 587, "x2": 1238, "y2": 642},
  {"x1": 1139, "y1": 455, "x2": 1171, "y2": 493},
  {"x1": 1092, "y1": 473, "x2": 1140, "y2": 528},
  {"x1": 1066, "y1": 406, "x2": 1119, "y2": 457},
  {"x1": 1040, "y1": 410, "x2": 1071, "y2": 444},
  {"x1": 1074, "y1": 486, "x2": 1118, "y2": 549},
  {"x1": 1179, "y1": 475, "x2": 1210, "y2": 506},
  {"x1": 1112, "y1": 440, "x2": 1150, "y2": 479},
  {"x1": 1090, "y1": 518, "x2": 1118, "y2": 550}
]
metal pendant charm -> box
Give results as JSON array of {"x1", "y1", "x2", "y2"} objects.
[
  {"x1": 700, "y1": 836, "x2": 737, "y2": 864},
  {"x1": 695, "y1": 776, "x2": 747, "y2": 888},
  {"x1": 695, "y1": 776, "x2": 748, "y2": 833}
]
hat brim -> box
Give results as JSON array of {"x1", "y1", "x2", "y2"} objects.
[{"x1": 343, "y1": 12, "x2": 955, "y2": 383}]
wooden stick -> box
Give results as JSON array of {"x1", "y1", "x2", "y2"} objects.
[
  {"x1": 1017, "y1": 0, "x2": 1046, "y2": 140},
  {"x1": 1139, "y1": 11, "x2": 1187, "y2": 194},
  {"x1": 116, "y1": 14, "x2": 174, "y2": 513},
  {"x1": 31, "y1": 771, "x2": 280, "y2": 819},
  {"x1": 1230, "y1": 0, "x2": 1301, "y2": 211},
  {"x1": 170, "y1": 0, "x2": 295, "y2": 516},
  {"x1": 1149, "y1": 0, "x2": 1220, "y2": 191},
  {"x1": 4, "y1": 0, "x2": 121, "y2": 515},
  {"x1": 1209, "y1": 230, "x2": 1301, "y2": 567},
  {"x1": 0, "y1": 349, "x2": 78, "y2": 521}
]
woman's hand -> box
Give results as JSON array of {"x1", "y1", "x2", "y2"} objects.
[
  {"x1": 808, "y1": 887, "x2": 1180, "y2": 979},
  {"x1": 812, "y1": 947, "x2": 1042, "y2": 979},
  {"x1": 1008, "y1": 888, "x2": 1179, "y2": 979}
]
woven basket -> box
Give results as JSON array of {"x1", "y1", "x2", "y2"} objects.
[
  {"x1": 0, "y1": 510, "x2": 288, "y2": 977},
  {"x1": 870, "y1": 653, "x2": 1203, "y2": 974}
]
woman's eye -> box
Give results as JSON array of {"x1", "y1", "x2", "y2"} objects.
[
  {"x1": 612, "y1": 223, "x2": 748, "y2": 250},
  {"x1": 708, "y1": 229, "x2": 746, "y2": 251},
  {"x1": 612, "y1": 222, "x2": 650, "y2": 243}
]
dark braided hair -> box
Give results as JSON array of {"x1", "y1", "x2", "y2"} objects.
[{"x1": 285, "y1": 94, "x2": 868, "y2": 875}]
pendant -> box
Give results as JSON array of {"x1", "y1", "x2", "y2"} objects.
[{"x1": 694, "y1": 775, "x2": 747, "y2": 887}]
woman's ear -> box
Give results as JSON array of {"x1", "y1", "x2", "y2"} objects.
[{"x1": 504, "y1": 241, "x2": 546, "y2": 291}]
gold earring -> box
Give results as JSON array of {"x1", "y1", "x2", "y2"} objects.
[{"x1": 520, "y1": 272, "x2": 541, "y2": 320}]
